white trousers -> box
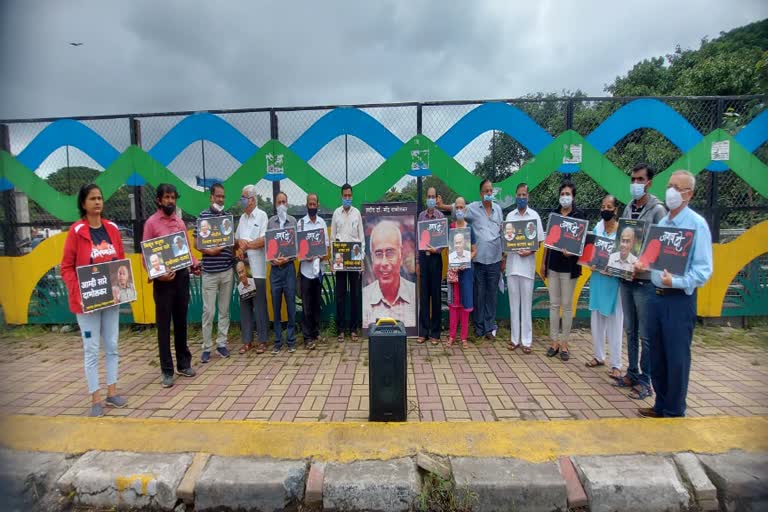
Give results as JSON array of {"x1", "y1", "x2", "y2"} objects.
[
  {"x1": 507, "y1": 275, "x2": 535, "y2": 347},
  {"x1": 590, "y1": 292, "x2": 624, "y2": 369}
]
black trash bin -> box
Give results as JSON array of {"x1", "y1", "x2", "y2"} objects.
[{"x1": 368, "y1": 318, "x2": 407, "y2": 422}]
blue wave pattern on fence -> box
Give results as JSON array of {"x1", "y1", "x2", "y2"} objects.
[{"x1": 2, "y1": 99, "x2": 766, "y2": 192}]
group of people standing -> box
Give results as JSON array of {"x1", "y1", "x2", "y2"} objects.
[{"x1": 62, "y1": 162, "x2": 711, "y2": 420}]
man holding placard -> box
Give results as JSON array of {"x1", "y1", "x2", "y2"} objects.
[
  {"x1": 298, "y1": 193, "x2": 328, "y2": 350},
  {"x1": 142, "y1": 184, "x2": 199, "y2": 388},
  {"x1": 504, "y1": 183, "x2": 544, "y2": 354},
  {"x1": 416, "y1": 187, "x2": 446, "y2": 344},
  {"x1": 331, "y1": 183, "x2": 365, "y2": 342},
  {"x1": 195, "y1": 184, "x2": 234, "y2": 364},
  {"x1": 635, "y1": 170, "x2": 713, "y2": 418},
  {"x1": 267, "y1": 191, "x2": 298, "y2": 354}
]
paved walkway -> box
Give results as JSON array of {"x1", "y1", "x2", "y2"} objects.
[{"x1": 0, "y1": 326, "x2": 766, "y2": 421}]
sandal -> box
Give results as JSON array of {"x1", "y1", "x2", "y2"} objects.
[
  {"x1": 337, "y1": 333, "x2": 345, "y2": 343},
  {"x1": 351, "y1": 332, "x2": 359, "y2": 342},
  {"x1": 628, "y1": 386, "x2": 654, "y2": 400},
  {"x1": 461, "y1": 339, "x2": 469, "y2": 350},
  {"x1": 256, "y1": 343, "x2": 266, "y2": 354},
  {"x1": 612, "y1": 376, "x2": 636, "y2": 388},
  {"x1": 239, "y1": 343, "x2": 253, "y2": 354},
  {"x1": 417, "y1": 337, "x2": 427, "y2": 344},
  {"x1": 585, "y1": 358, "x2": 604, "y2": 368},
  {"x1": 608, "y1": 367, "x2": 622, "y2": 379},
  {"x1": 521, "y1": 346, "x2": 532, "y2": 354},
  {"x1": 430, "y1": 338, "x2": 440, "y2": 346},
  {"x1": 446, "y1": 338, "x2": 455, "y2": 347},
  {"x1": 507, "y1": 342, "x2": 519, "y2": 351}
]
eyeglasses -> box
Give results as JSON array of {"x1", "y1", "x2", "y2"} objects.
[{"x1": 373, "y1": 248, "x2": 399, "y2": 262}]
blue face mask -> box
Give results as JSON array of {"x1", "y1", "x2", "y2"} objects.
[
  {"x1": 516, "y1": 197, "x2": 528, "y2": 210},
  {"x1": 483, "y1": 194, "x2": 494, "y2": 202},
  {"x1": 342, "y1": 198, "x2": 352, "y2": 209},
  {"x1": 240, "y1": 197, "x2": 249, "y2": 209},
  {"x1": 455, "y1": 209, "x2": 465, "y2": 220},
  {"x1": 426, "y1": 198, "x2": 436, "y2": 209}
]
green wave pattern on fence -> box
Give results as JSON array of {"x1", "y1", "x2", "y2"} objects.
[{"x1": 1, "y1": 129, "x2": 765, "y2": 222}]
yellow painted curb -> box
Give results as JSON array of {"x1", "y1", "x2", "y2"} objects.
[{"x1": 1, "y1": 415, "x2": 766, "y2": 463}]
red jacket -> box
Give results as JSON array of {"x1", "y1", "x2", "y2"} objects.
[{"x1": 61, "y1": 218, "x2": 125, "y2": 315}]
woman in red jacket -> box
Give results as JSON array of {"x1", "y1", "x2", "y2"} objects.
[{"x1": 61, "y1": 184, "x2": 128, "y2": 417}]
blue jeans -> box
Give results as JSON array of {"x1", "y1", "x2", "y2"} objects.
[
  {"x1": 473, "y1": 261, "x2": 501, "y2": 337},
  {"x1": 271, "y1": 264, "x2": 297, "y2": 348},
  {"x1": 76, "y1": 305, "x2": 120, "y2": 394},
  {"x1": 620, "y1": 280, "x2": 653, "y2": 387},
  {"x1": 647, "y1": 290, "x2": 696, "y2": 417}
]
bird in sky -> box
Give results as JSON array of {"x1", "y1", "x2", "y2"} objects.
[{"x1": 69, "y1": 42, "x2": 83, "y2": 46}]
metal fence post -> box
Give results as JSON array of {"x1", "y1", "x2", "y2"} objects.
[
  {"x1": 565, "y1": 98, "x2": 574, "y2": 130},
  {"x1": 270, "y1": 109, "x2": 279, "y2": 209},
  {"x1": 416, "y1": 103, "x2": 423, "y2": 213},
  {"x1": 0, "y1": 123, "x2": 19, "y2": 256},
  {"x1": 708, "y1": 99, "x2": 724, "y2": 243},
  {"x1": 129, "y1": 117, "x2": 144, "y2": 253}
]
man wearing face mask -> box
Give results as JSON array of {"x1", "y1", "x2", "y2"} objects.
[
  {"x1": 417, "y1": 187, "x2": 445, "y2": 345},
  {"x1": 235, "y1": 185, "x2": 269, "y2": 354},
  {"x1": 438, "y1": 179, "x2": 503, "y2": 340},
  {"x1": 142, "y1": 183, "x2": 199, "y2": 388},
  {"x1": 635, "y1": 170, "x2": 712, "y2": 418},
  {"x1": 298, "y1": 193, "x2": 328, "y2": 350},
  {"x1": 504, "y1": 183, "x2": 544, "y2": 354},
  {"x1": 267, "y1": 191, "x2": 298, "y2": 354},
  {"x1": 195, "y1": 183, "x2": 234, "y2": 364},
  {"x1": 614, "y1": 163, "x2": 667, "y2": 400},
  {"x1": 331, "y1": 183, "x2": 365, "y2": 342}
]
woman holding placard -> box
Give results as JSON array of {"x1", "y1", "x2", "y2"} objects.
[
  {"x1": 540, "y1": 180, "x2": 585, "y2": 362},
  {"x1": 586, "y1": 195, "x2": 623, "y2": 377},
  {"x1": 61, "y1": 184, "x2": 127, "y2": 417},
  {"x1": 446, "y1": 197, "x2": 477, "y2": 349}
]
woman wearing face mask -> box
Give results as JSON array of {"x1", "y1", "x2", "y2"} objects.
[
  {"x1": 586, "y1": 195, "x2": 624, "y2": 377},
  {"x1": 540, "y1": 180, "x2": 584, "y2": 361},
  {"x1": 445, "y1": 197, "x2": 477, "y2": 349}
]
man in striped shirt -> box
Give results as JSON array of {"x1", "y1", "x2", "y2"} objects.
[{"x1": 195, "y1": 184, "x2": 234, "y2": 363}]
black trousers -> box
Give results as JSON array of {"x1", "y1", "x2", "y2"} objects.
[
  {"x1": 153, "y1": 268, "x2": 192, "y2": 376},
  {"x1": 335, "y1": 271, "x2": 361, "y2": 333},
  {"x1": 419, "y1": 252, "x2": 443, "y2": 339},
  {"x1": 301, "y1": 273, "x2": 322, "y2": 341}
]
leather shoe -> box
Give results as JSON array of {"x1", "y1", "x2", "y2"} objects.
[{"x1": 638, "y1": 407, "x2": 662, "y2": 418}]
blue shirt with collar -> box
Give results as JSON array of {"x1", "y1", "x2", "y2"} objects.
[{"x1": 650, "y1": 206, "x2": 713, "y2": 295}]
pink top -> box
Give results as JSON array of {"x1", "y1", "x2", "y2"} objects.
[{"x1": 142, "y1": 210, "x2": 198, "y2": 267}]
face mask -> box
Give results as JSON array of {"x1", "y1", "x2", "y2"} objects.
[
  {"x1": 559, "y1": 195, "x2": 573, "y2": 208},
  {"x1": 307, "y1": 207, "x2": 318, "y2": 218},
  {"x1": 630, "y1": 183, "x2": 646, "y2": 200},
  {"x1": 455, "y1": 209, "x2": 465, "y2": 220},
  {"x1": 277, "y1": 204, "x2": 288, "y2": 220},
  {"x1": 426, "y1": 198, "x2": 436, "y2": 209},
  {"x1": 342, "y1": 198, "x2": 352, "y2": 209},
  {"x1": 665, "y1": 187, "x2": 684, "y2": 210},
  {"x1": 516, "y1": 197, "x2": 528, "y2": 210},
  {"x1": 211, "y1": 202, "x2": 223, "y2": 213},
  {"x1": 161, "y1": 204, "x2": 176, "y2": 216},
  {"x1": 600, "y1": 209, "x2": 615, "y2": 221},
  {"x1": 240, "y1": 197, "x2": 250, "y2": 209},
  {"x1": 483, "y1": 194, "x2": 494, "y2": 202}
]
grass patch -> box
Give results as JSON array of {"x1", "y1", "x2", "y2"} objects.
[
  {"x1": 693, "y1": 325, "x2": 768, "y2": 349},
  {"x1": 416, "y1": 472, "x2": 477, "y2": 512}
]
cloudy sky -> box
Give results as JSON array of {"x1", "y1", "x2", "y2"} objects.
[{"x1": 0, "y1": 0, "x2": 765, "y2": 202}]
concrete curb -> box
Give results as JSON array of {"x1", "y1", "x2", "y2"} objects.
[{"x1": 3, "y1": 448, "x2": 766, "y2": 511}]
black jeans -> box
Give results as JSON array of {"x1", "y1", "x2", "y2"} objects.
[
  {"x1": 418, "y1": 252, "x2": 443, "y2": 339},
  {"x1": 153, "y1": 268, "x2": 192, "y2": 376},
  {"x1": 301, "y1": 273, "x2": 322, "y2": 342},
  {"x1": 335, "y1": 271, "x2": 361, "y2": 334}
]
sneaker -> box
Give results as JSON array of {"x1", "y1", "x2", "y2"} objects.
[
  {"x1": 105, "y1": 395, "x2": 127, "y2": 408},
  {"x1": 271, "y1": 346, "x2": 281, "y2": 355},
  {"x1": 201, "y1": 351, "x2": 211, "y2": 364},
  {"x1": 306, "y1": 340, "x2": 317, "y2": 350},
  {"x1": 177, "y1": 367, "x2": 196, "y2": 378},
  {"x1": 89, "y1": 403, "x2": 104, "y2": 417},
  {"x1": 216, "y1": 346, "x2": 230, "y2": 358},
  {"x1": 161, "y1": 374, "x2": 174, "y2": 388},
  {"x1": 288, "y1": 346, "x2": 296, "y2": 353}
]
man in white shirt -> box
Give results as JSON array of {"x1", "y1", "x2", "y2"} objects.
[
  {"x1": 505, "y1": 183, "x2": 544, "y2": 353},
  {"x1": 448, "y1": 232, "x2": 471, "y2": 267},
  {"x1": 362, "y1": 220, "x2": 416, "y2": 330},
  {"x1": 330, "y1": 183, "x2": 365, "y2": 342},
  {"x1": 607, "y1": 227, "x2": 638, "y2": 274},
  {"x1": 298, "y1": 193, "x2": 329, "y2": 350},
  {"x1": 235, "y1": 184, "x2": 269, "y2": 352}
]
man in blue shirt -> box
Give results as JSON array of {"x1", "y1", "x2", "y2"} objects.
[{"x1": 635, "y1": 170, "x2": 713, "y2": 418}]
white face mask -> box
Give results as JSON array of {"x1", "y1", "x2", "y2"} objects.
[
  {"x1": 665, "y1": 187, "x2": 684, "y2": 210},
  {"x1": 559, "y1": 195, "x2": 573, "y2": 208},
  {"x1": 211, "y1": 202, "x2": 224, "y2": 212},
  {"x1": 630, "y1": 183, "x2": 646, "y2": 200},
  {"x1": 277, "y1": 204, "x2": 288, "y2": 221}
]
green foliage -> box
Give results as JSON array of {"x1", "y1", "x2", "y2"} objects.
[{"x1": 416, "y1": 472, "x2": 477, "y2": 512}]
